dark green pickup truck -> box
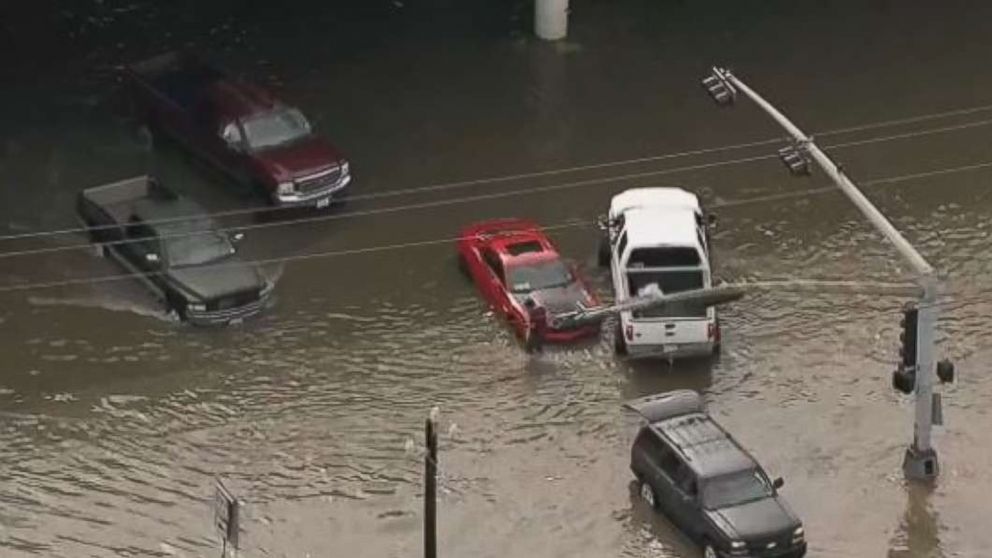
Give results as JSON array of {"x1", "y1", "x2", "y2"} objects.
[{"x1": 77, "y1": 176, "x2": 273, "y2": 325}]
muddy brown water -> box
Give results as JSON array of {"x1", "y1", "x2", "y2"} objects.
[{"x1": 2, "y1": 1, "x2": 992, "y2": 556}]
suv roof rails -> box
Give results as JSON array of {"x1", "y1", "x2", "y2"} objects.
[{"x1": 660, "y1": 414, "x2": 734, "y2": 462}]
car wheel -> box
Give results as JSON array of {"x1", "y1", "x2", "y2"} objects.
[
  {"x1": 597, "y1": 236, "x2": 611, "y2": 267},
  {"x1": 639, "y1": 481, "x2": 658, "y2": 509},
  {"x1": 614, "y1": 320, "x2": 627, "y2": 355},
  {"x1": 702, "y1": 543, "x2": 718, "y2": 558}
]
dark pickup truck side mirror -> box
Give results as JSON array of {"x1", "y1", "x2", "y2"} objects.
[
  {"x1": 707, "y1": 213, "x2": 717, "y2": 227},
  {"x1": 772, "y1": 477, "x2": 784, "y2": 489}
]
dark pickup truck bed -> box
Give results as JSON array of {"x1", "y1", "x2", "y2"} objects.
[{"x1": 77, "y1": 176, "x2": 273, "y2": 325}]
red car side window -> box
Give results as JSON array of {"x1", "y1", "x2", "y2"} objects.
[{"x1": 482, "y1": 250, "x2": 505, "y2": 285}]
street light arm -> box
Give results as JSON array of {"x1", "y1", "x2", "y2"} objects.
[
  {"x1": 720, "y1": 68, "x2": 934, "y2": 276},
  {"x1": 707, "y1": 66, "x2": 942, "y2": 479}
]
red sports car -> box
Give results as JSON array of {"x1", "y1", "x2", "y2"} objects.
[{"x1": 457, "y1": 219, "x2": 601, "y2": 343}]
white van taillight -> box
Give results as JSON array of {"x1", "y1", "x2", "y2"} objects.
[{"x1": 625, "y1": 323, "x2": 634, "y2": 341}]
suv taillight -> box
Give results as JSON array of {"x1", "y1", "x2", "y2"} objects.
[{"x1": 625, "y1": 323, "x2": 633, "y2": 341}]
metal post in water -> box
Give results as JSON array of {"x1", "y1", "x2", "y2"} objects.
[
  {"x1": 424, "y1": 410, "x2": 438, "y2": 558},
  {"x1": 214, "y1": 479, "x2": 240, "y2": 557},
  {"x1": 904, "y1": 275, "x2": 939, "y2": 478},
  {"x1": 534, "y1": 0, "x2": 569, "y2": 41},
  {"x1": 702, "y1": 66, "x2": 943, "y2": 480}
]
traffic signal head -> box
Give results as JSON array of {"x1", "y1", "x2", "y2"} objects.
[
  {"x1": 899, "y1": 304, "x2": 919, "y2": 368},
  {"x1": 892, "y1": 366, "x2": 916, "y2": 394},
  {"x1": 937, "y1": 359, "x2": 955, "y2": 384},
  {"x1": 701, "y1": 67, "x2": 737, "y2": 106},
  {"x1": 777, "y1": 143, "x2": 811, "y2": 176}
]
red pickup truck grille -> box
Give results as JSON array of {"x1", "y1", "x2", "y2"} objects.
[{"x1": 296, "y1": 168, "x2": 342, "y2": 194}]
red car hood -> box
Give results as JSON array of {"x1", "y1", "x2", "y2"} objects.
[
  {"x1": 513, "y1": 282, "x2": 592, "y2": 316},
  {"x1": 255, "y1": 135, "x2": 343, "y2": 181}
]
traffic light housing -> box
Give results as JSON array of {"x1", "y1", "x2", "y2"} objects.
[
  {"x1": 892, "y1": 367, "x2": 916, "y2": 394},
  {"x1": 937, "y1": 359, "x2": 955, "y2": 383},
  {"x1": 701, "y1": 67, "x2": 737, "y2": 105},
  {"x1": 892, "y1": 304, "x2": 920, "y2": 395},
  {"x1": 899, "y1": 304, "x2": 919, "y2": 368}
]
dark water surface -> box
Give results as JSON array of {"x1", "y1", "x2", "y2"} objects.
[{"x1": 2, "y1": 1, "x2": 992, "y2": 556}]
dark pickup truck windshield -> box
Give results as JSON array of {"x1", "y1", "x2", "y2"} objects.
[
  {"x1": 507, "y1": 260, "x2": 574, "y2": 293},
  {"x1": 242, "y1": 108, "x2": 311, "y2": 150},
  {"x1": 165, "y1": 232, "x2": 235, "y2": 267},
  {"x1": 702, "y1": 470, "x2": 773, "y2": 510}
]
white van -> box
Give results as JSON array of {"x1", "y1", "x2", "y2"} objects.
[{"x1": 598, "y1": 187, "x2": 718, "y2": 359}]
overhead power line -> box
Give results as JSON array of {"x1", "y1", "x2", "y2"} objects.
[
  {"x1": 3, "y1": 116, "x2": 992, "y2": 262},
  {"x1": 1, "y1": 101, "x2": 992, "y2": 244},
  {"x1": 2, "y1": 155, "x2": 991, "y2": 294}
]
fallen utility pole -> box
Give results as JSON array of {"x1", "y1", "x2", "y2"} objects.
[
  {"x1": 702, "y1": 66, "x2": 945, "y2": 480},
  {"x1": 549, "y1": 279, "x2": 919, "y2": 332},
  {"x1": 549, "y1": 283, "x2": 746, "y2": 330}
]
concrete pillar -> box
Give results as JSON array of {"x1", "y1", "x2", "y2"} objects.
[{"x1": 535, "y1": 0, "x2": 569, "y2": 41}]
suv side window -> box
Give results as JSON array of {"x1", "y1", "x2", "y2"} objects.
[
  {"x1": 657, "y1": 442, "x2": 680, "y2": 478},
  {"x1": 674, "y1": 462, "x2": 698, "y2": 497}
]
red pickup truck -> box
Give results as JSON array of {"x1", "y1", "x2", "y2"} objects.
[{"x1": 124, "y1": 52, "x2": 352, "y2": 209}]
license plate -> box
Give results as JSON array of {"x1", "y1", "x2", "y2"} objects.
[{"x1": 315, "y1": 197, "x2": 330, "y2": 209}]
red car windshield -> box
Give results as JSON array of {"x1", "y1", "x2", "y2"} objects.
[{"x1": 506, "y1": 260, "x2": 574, "y2": 293}]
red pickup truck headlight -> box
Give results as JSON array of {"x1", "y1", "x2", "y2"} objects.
[{"x1": 277, "y1": 182, "x2": 294, "y2": 195}]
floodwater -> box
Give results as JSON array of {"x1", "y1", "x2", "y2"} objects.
[{"x1": 2, "y1": 1, "x2": 992, "y2": 556}]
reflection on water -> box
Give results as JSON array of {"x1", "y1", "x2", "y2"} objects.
[{"x1": 888, "y1": 484, "x2": 943, "y2": 558}]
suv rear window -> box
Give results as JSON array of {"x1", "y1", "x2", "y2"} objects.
[{"x1": 628, "y1": 247, "x2": 700, "y2": 268}]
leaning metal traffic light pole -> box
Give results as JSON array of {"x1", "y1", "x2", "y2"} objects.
[{"x1": 702, "y1": 66, "x2": 942, "y2": 480}]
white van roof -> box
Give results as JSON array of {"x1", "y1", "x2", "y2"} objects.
[
  {"x1": 610, "y1": 187, "x2": 700, "y2": 217},
  {"x1": 623, "y1": 207, "x2": 700, "y2": 249}
]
